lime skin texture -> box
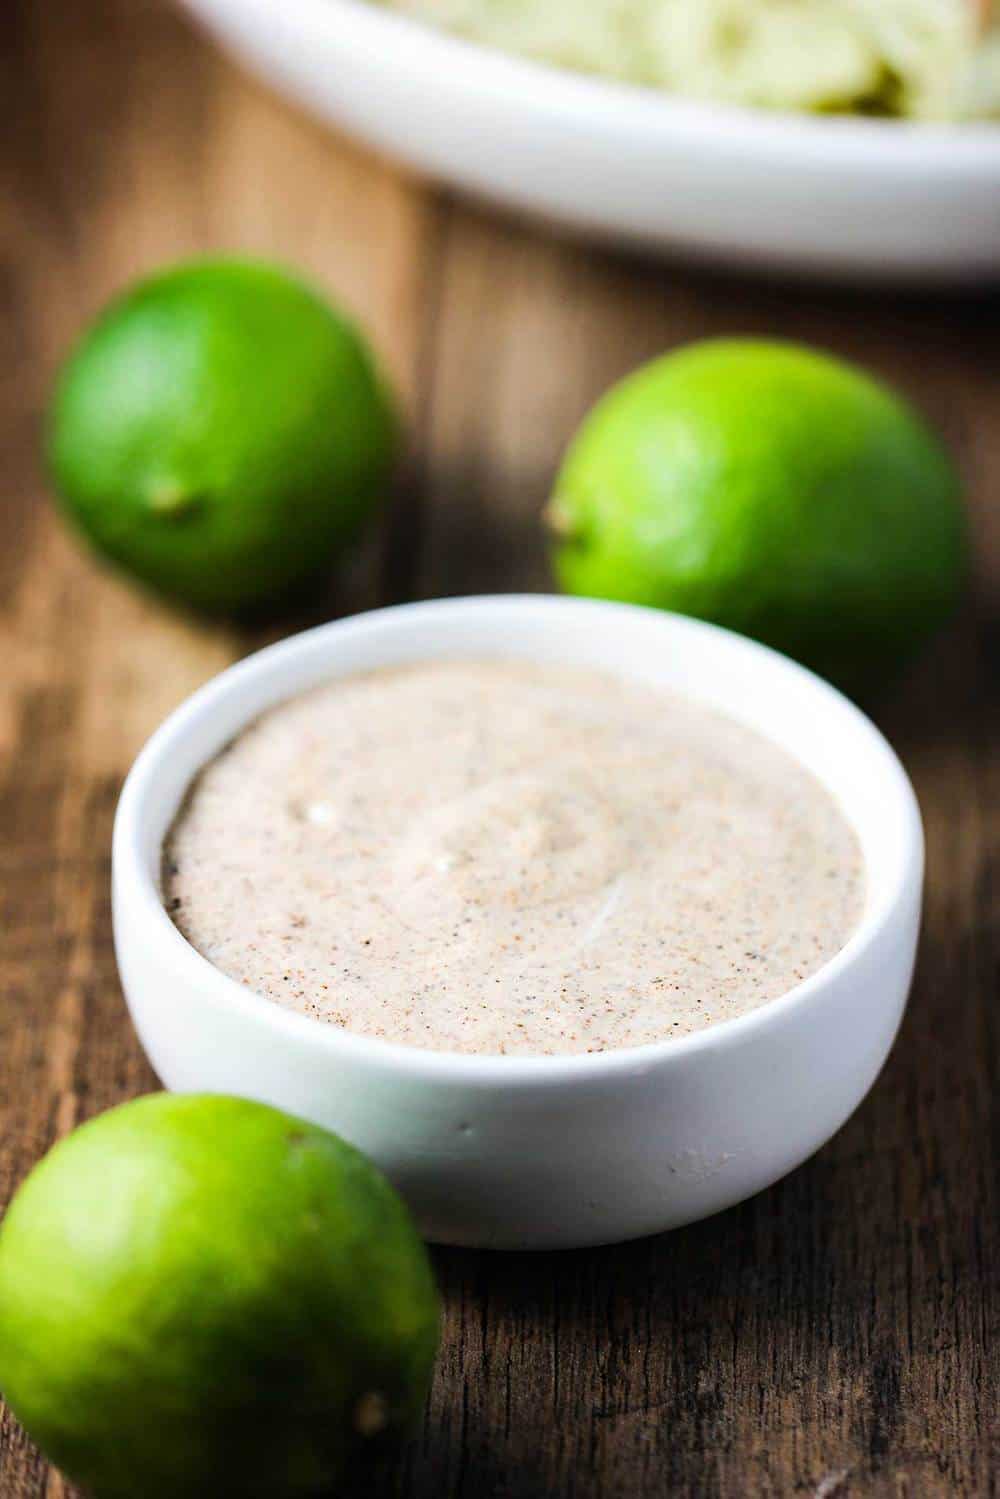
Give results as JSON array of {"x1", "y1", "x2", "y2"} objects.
[
  {"x1": 0, "y1": 1093, "x2": 440, "y2": 1499},
  {"x1": 548, "y1": 338, "x2": 965, "y2": 689},
  {"x1": 47, "y1": 258, "x2": 396, "y2": 614}
]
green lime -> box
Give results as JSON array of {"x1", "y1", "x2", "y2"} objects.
[
  {"x1": 0, "y1": 1094, "x2": 439, "y2": 1499},
  {"x1": 547, "y1": 338, "x2": 965, "y2": 687},
  {"x1": 47, "y1": 259, "x2": 396, "y2": 613}
]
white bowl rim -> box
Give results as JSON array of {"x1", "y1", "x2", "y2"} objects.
[
  {"x1": 253, "y1": 0, "x2": 1000, "y2": 167},
  {"x1": 114, "y1": 594, "x2": 924, "y2": 1086}
]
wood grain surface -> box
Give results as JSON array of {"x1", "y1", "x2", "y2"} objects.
[{"x1": 2, "y1": 1, "x2": 998, "y2": 1494}]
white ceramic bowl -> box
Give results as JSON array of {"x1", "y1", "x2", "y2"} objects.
[
  {"x1": 179, "y1": 0, "x2": 1000, "y2": 281},
  {"x1": 113, "y1": 596, "x2": 922, "y2": 1249}
]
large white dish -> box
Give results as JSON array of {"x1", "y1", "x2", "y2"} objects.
[
  {"x1": 113, "y1": 596, "x2": 922, "y2": 1249},
  {"x1": 180, "y1": 0, "x2": 1000, "y2": 280}
]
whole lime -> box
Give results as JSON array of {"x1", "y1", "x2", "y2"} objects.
[
  {"x1": 547, "y1": 339, "x2": 965, "y2": 687},
  {"x1": 0, "y1": 1094, "x2": 439, "y2": 1499},
  {"x1": 47, "y1": 259, "x2": 396, "y2": 613}
]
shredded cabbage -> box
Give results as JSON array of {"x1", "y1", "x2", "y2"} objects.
[{"x1": 379, "y1": 0, "x2": 1000, "y2": 118}]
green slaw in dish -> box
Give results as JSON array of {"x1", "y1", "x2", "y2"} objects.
[{"x1": 377, "y1": 0, "x2": 1000, "y2": 119}]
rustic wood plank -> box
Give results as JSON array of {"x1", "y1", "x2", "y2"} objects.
[{"x1": 2, "y1": 2, "x2": 998, "y2": 1496}]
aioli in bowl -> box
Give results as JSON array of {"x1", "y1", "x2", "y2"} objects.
[
  {"x1": 113, "y1": 596, "x2": 921, "y2": 1246},
  {"x1": 163, "y1": 658, "x2": 864, "y2": 1057}
]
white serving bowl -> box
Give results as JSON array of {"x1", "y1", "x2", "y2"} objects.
[
  {"x1": 180, "y1": 0, "x2": 1000, "y2": 280},
  {"x1": 113, "y1": 596, "x2": 922, "y2": 1249}
]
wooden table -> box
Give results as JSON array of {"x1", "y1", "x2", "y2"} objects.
[{"x1": 3, "y1": 2, "x2": 998, "y2": 1494}]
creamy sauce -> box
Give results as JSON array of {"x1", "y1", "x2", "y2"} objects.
[{"x1": 164, "y1": 661, "x2": 864, "y2": 1056}]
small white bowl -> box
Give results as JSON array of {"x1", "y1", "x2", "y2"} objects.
[
  {"x1": 180, "y1": 0, "x2": 1000, "y2": 280},
  {"x1": 113, "y1": 596, "x2": 922, "y2": 1249}
]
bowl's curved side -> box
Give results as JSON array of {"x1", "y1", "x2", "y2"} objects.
[
  {"x1": 180, "y1": 0, "x2": 1000, "y2": 278},
  {"x1": 112, "y1": 596, "x2": 924, "y2": 1248},
  {"x1": 115, "y1": 872, "x2": 918, "y2": 1248}
]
